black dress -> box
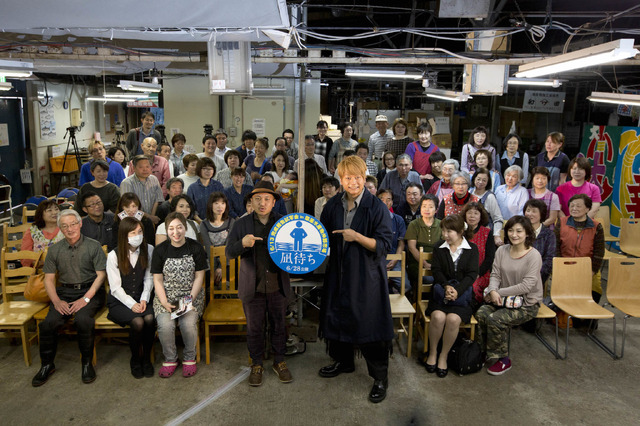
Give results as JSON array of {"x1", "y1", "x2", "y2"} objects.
[
  {"x1": 107, "y1": 255, "x2": 154, "y2": 327},
  {"x1": 425, "y1": 240, "x2": 479, "y2": 323}
]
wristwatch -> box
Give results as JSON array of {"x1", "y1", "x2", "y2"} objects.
[{"x1": 83, "y1": 297, "x2": 91, "y2": 303}]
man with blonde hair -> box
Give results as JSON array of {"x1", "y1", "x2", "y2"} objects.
[{"x1": 319, "y1": 155, "x2": 394, "y2": 403}]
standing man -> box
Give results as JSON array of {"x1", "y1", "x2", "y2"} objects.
[
  {"x1": 78, "y1": 191, "x2": 117, "y2": 251},
  {"x1": 197, "y1": 134, "x2": 227, "y2": 173},
  {"x1": 125, "y1": 111, "x2": 161, "y2": 157},
  {"x1": 120, "y1": 155, "x2": 164, "y2": 224},
  {"x1": 379, "y1": 154, "x2": 422, "y2": 211},
  {"x1": 214, "y1": 130, "x2": 232, "y2": 160},
  {"x1": 314, "y1": 120, "x2": 333, "y2": 168},
  {"x1": 78, "y1": 140, "x2": 125, "y2": 187},
  {"x1": 226, "y1": 181, "x2": 293, "y2": 387},
  {"x1": 368, "y1": 115, "x2": 393, "y2": 162},
  {"x1": 32, "y1": 209, "x2": 107, "y2": 387},
  {"x1": 236, "y1": 130, "x2": 257, "y2": 163},
  {"x1": 128, "y1": 137, "x2": 171, "y2": 198},
  {"x1": 319, "y1": 155, "x2": 394, "y2": 403},
  {"x1": 293, "y1": 135, "x2": 328, "y2": 174},
  {"x1": 282, "y1": 129, "x2": 298, "y2": 159}
]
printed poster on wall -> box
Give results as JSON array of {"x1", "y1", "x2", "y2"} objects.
[
  {"x1": 39, "y1": 97, "x2": 56, "y2": 141},
  {"x1": 522, "y1": 90, "x2": 566, "y2": 113}
]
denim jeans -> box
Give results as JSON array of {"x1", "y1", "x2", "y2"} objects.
[{"x1": 156, "y1": 310, "x2": 199, "y2": 362}]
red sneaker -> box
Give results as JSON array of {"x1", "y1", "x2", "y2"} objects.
[{"x1": 487, "y1": 357, "x2": 512, "y2": 376}]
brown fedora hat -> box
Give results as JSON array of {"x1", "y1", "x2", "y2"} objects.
[{"x1": 250, "y1": 180, "x2": 281, "y2": 200}]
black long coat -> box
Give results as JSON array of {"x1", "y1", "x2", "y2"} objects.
[{"x1": 319, "y1": 189, "x2": 394, "y2": 344}]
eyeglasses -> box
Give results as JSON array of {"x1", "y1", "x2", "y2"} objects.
[
  {"x1": 60, "y1": 221, "x2": 80, "y2": 231},
  {"x1": 452, "y1": 182, "x2": 468, "y2": 187},
  {"x1": 84, "y1": 200, "x2": 103, "y2": 209}
]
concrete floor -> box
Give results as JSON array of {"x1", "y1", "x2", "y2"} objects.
[{"x1": 1, "y1": 307, "x2": 640, "y2": 426}]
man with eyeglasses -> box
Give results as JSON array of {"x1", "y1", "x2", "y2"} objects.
[
  {"x1": 79, "y1": 191, "x2": 117, "y2": 251},
  {"x1": 32, "y1": 209, "x2": 107, "y2": 387},
  {"x1": 378, "y1": 153, "x2": 422, "y2": 211}
]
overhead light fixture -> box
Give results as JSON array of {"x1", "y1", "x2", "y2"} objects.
[
  {"x1": 252, "y1": 86, "x2": 286, "y2": 93},
  {"x1": 102, "y1": 92, "x2": 148, "y2": 99},
  {"x1": 515, "y1": 39, "x2": 639, "y2": 78},
  {"x1": 118, "y1": 80, "x2": 162, "y2": 93},
  {"x1": 508, "y1": 78, "x2": 562, "y2": 88},
  {"x1": 587, "y1": 91, "x2": 640, "y2": 107},
  {"x1": 0, "y1": 70, "x2": 32, "y2": 78},
  {"x1": 425, "y1": 88, "x2": 472, "y2": 102},
  {"x1": 345, "y1": 69, "x2": 423, "y2": 80},
  {"x1": 87, "y1": 95, "x2": 142, "y2": 102},
  {"x1": 0, "y1": 82, "x2": 13, "y2": 91}
]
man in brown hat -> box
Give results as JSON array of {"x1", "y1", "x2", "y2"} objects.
[{"x1": 226, "y1": 181, "x2": 293, "y2": 387}]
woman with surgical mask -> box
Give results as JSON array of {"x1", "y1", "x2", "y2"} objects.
[{"x1": 106, "y1": 217, "x2": 156, "y2": 379}]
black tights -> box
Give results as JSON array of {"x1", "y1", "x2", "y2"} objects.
[{"x1": 129, "y1": 314, "x2": 155, "y2": 362}]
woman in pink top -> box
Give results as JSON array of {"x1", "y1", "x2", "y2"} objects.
[
  {"x1": 20, "y1": 199, "x2": 64, "y2": 266},
  {"x1": 555, "y1": 157, "x2": 601, "y2": 218}
]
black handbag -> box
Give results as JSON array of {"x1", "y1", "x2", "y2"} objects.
[{"x1": 447, "y1": 336, "x2": 483, "y2": 375}]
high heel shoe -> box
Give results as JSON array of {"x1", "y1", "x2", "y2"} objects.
[
  {"x1": 435, "y1": 367, "x2": 448, "y2": 378},
  {"x1": 425, "y1": 363, "x2": 436, "y2": 373}
]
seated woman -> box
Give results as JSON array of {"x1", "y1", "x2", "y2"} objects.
[
  {"x1": 461, "y1": 202, "x2": 496, "y2": 306},
  {"x1": 200, "y1": 191, "x2": 235, "y2": 283},
  {"x1": 405, "y1": 194, "x2": 442, "y2": 293},
  {"x1": 436, "y1": 171, "x2": 478, "y2": 219},
  {"x1": 106, "y1": 217, "x2": 155, "y2": 378},
  {"x1": 108, "y1": 146, "x2": 128, "y2": 175},
  {"x1": 152, "y1": 212, "x2": 208, "y2": 378},
  {"x1": 554, "y1": 193, "x2": 605, "y2": 302},
  {"x1": 74, "y1": 160, "x2": 120, "y2": 215},
  {"x1": 495, "y1": 165, "x2": 528, "y2": 220},
  {"x1": 475, "y1": 215, "x2": 543, "y2": 375},
  {"x1": 115, "y1": 193, "x2": 156, "y2": 247},
  {"x1": 523, "y1": 199, "x2": 555, "y2": 284},
  {"x1": 155, "y1": 194, "x2": 200, "y2": 245},
  {"x1": 469, "y1": 167, "x2": 504, "y2": 246},
  {"x1": 424, "y1": 214, "x2": 479, "y2": 378},
  {"x1": 473, "y1": 149, "x2": 501, "y2": 193},
  {"x1": 376, "y1": 151, "x2": 396, "y2": 187},
  {"x1": 528, "y1": 166, "x2": 560, "y2": 227},
  {"x1": 243, "y1": 138, "x2": 270, "y2": 182},
  {"x1": 20, "y1": 199, "x2": 63, "y2": 266}
]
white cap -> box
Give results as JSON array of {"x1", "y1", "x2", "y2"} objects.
[{"x1": 375, "y1": 114, "x2": 388, "y2": 122}]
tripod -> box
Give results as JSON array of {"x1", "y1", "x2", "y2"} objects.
[{"x1": 57, "y1": 126, "x2": 83, "y2": 194}]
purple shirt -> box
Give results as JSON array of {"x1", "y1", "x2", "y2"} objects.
[{"x1": 555, "y1": 181, "x2": 602, "y2": 216}]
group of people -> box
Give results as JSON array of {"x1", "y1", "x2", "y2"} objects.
[{"x1": 23, "y1": 111, "x2": 605, "y2": 404}]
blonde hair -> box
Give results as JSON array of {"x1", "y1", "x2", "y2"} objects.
[{"x1": 337, "y1": 155, "x2": 367, "y2": 179}]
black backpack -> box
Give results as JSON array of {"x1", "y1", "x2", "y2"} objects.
[{"x1": 447, "y1": 336, "x2": 483, "y2": 375}]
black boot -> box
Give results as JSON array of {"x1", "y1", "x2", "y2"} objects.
[
  {"x1": 32, "y1": 334, "x2": 57, "y2": 387},
  {"x1": 78, "y1": 332, "x2": 96, "y2": 384},
  {"x1": 141, "y1": 329, "x2": 155, "y2": 378}
]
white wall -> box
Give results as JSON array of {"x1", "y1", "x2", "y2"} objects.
[
  {"x1": 164, "y1": 75, "x2": 321, "y2": 151},
  {"x1": 28, "y1": 81, "x2": 99, "y2": 192},
  {"x1": 162, "y1": 76, "x2": 220, "y2": 152}
]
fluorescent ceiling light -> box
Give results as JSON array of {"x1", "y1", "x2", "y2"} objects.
[
  {"x1": 0, "y1": 70, "x2": 32, "y2": 78},
  {"x1": 87, "y1": 96, "x2": 141, "y2": 102},
  {"x1": 102, "y1": 92, "x2": 147, "y2": 99},
  {"x1": 425, "y1": 88, "x2": 472, "y2": 102},
  {"x1": 0, "y1": 82, "x2": 13, "y2": 91},
  {"x1": 515, "y1": 39, "x2": 639, "y2": 78},
  {"x1": 118, "y1": 80, "x2": 162, "y2": 93},
  {"x1": 345, "y1": 69, "x2": 423, "y2": 80},
  {"x1": 587, "y1": 91, "x2": 640, "y2": 107},
  {"x1": 253, "y1": 86, "x2": 285, "y2": 93},
  {"x1": 508, "y1": 78, "x2": 562, "y2": 88},
  {"x1": 0, "y1": 60, "x2": 33, "y2": 72}
]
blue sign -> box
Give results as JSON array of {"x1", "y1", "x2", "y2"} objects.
[{"x1": 268, "y1": 213, "x2": 329, "y2": 274}]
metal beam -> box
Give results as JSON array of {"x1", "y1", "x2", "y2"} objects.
[{"x1": 0, "y1": 52, "x2": 202, "y2": 62}]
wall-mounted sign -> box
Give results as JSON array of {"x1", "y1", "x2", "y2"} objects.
[{"x1": 522, "y1": 90, "x2": 566, "y2": 113}]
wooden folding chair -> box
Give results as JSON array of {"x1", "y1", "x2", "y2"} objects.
[
  {"x1": 387, "y1": 251, "x2": 415, "y2": 357},
  {"x1": 202, "y1": 246, "x2": 246, "y2": 364},
  {"x1": 2, "y1": 222, "x2": 30, "y2": 252},
  {"x1": 414, "y1": 247, "x2": 477, "y2": 357},
  {"x1": 0, "y1": 247, "x2": 48, "y2": 366},
  {"x1": 619, "y1": 218, "x2": 640, "y2": 258},
  {"x1": 551, "y1": 257, "x2": 616, "y2": 359},
  {"x1": 21, "y1": 205, "x2": 37, "y2": 225},
  {"x1": 605, "y1": 258, "x2": 640, "y2": 358}
]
